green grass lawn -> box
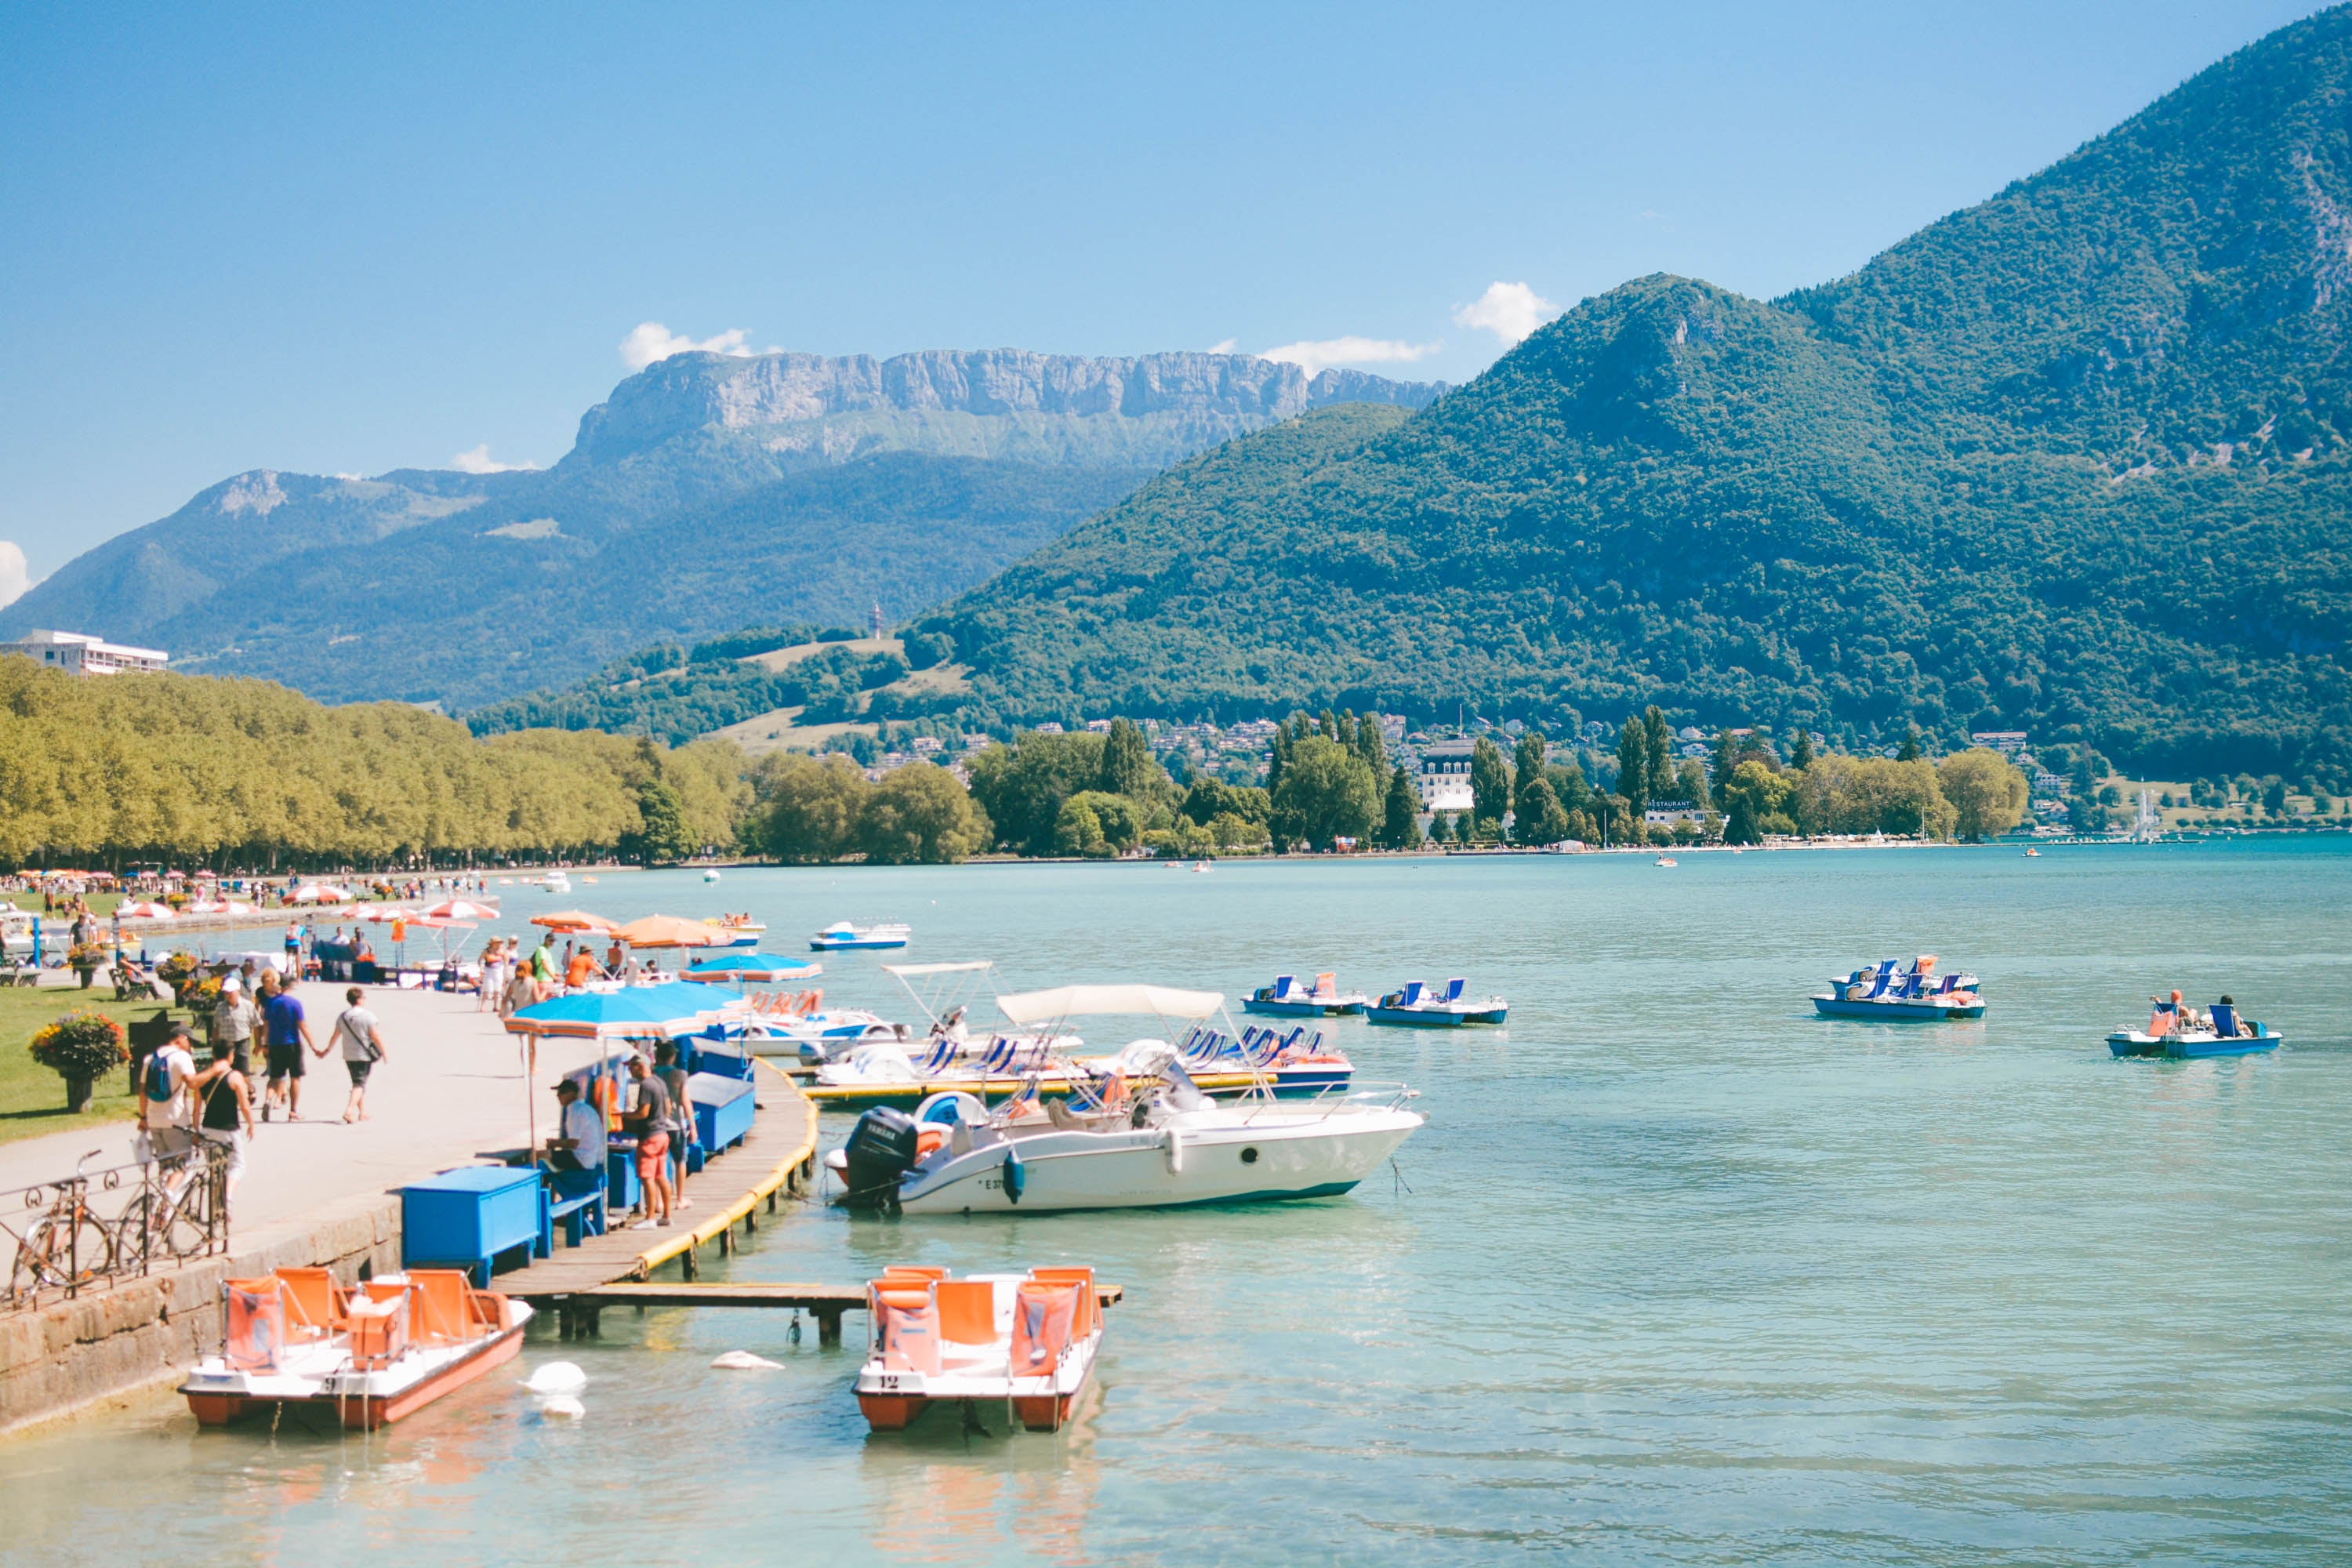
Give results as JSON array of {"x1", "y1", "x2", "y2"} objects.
[
  {"x1": 3, "y1": 891, "x2": 125, "y2": 917},
  {"x1": 0, "y1": 984, "x2": 192, "y2": 1152}
]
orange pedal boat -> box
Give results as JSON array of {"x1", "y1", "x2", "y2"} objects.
[
  {"x1": 180, "y1": 1266, "x2": 531, "y2": 1431},
  {"x1": 855, "y1": 1265, "x2": 1103, "y2": 1434}
]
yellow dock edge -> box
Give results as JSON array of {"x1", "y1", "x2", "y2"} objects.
[
  {"x1": 630, "y1": 1058, "x2": 817, "y2": 1281},
  {"x1": 801, "y1": 1069, "x2": 1296, "y2": 1106}
]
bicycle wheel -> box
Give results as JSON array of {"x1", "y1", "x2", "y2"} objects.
[
  {"x1": 149, "y1": 1187, "x2": 212, "y2": 1260},
  {"x1": 13, "y1": 1212, "x2": 113, "y2": 1292}
]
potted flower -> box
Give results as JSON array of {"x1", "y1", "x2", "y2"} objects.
[
  {"x1": 29, "y1": 1009, "x2": 129, "y2": 1113},
  {"x1": 157, "y1": 951, "x2": 201, "y2": 1006},
  {"x1": 66, "y1": 942, "x2": 108, "y2": 989}
]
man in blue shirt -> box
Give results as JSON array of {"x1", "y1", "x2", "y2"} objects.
[{"x1": 259, "y1": 971, "x2": 319, "y2": 1122}]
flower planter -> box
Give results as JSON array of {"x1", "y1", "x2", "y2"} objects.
[
  {"x1": 64, "y1": 1073, "x2": 93, "y2": 1113},
  {"x1": 74, "y1": 967, "x2": 95, "y2": 989}
]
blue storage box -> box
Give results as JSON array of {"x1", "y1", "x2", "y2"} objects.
[
  {"x1": 686, "y1": 1040, "x2": 753, "y2": 1080},
  {"x1": 689, "y1": 1071, "x2": 755, "y2": 1155},
  {"x1": 402, "y1": 1163, "x2": 543, "y2": 1285}
]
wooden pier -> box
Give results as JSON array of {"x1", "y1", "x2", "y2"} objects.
[
  {"x1": 554, "y1": 1279, "x2": 1127, "y2": 1345},
  {"x1": 503, "y1": 1062, "x2": 819, "y2": 1328}
]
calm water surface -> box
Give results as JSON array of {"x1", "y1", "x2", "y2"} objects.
[{"x1": 6, "y1": 841, "x2": 2350, "y2": 1564}]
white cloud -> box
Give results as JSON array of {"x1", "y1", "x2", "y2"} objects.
[
  {"x1": 619, "y1": 321, "x2": 759, "y2": 371},
  {"x1": 451, "y1": 445, "x2": 539, "y2": 474},
  {"x1": 0, "y1": 541, "x2": 34, "y2": 608},
  {"x1": 1258, "y1": 336, "x2": 1441, "y2": 377},
  {"x1": 1452, "y1": 281, "x2": 1563, "y2": 347},
  {"x1": 1206, "y1": 338, "x2": 1238, "y2": 354}
]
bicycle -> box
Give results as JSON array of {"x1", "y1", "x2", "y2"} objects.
[
  {"x1": 6, "y1": 1150, "x2": 118, "y2": 1300},
  {"x1": 114, "y1": 1145, "x2": 222, "y2": 1266}
]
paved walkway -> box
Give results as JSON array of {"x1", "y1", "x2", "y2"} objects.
[{"x1": 0, "y1": 982, "x2": 610, "y2": 1243}]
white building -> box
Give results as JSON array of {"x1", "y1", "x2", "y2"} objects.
[
  {"x1": 1644, "y1": 799, "x2": 1704, "y2": 828},
  {"x1": 3, "y1": 629, "x2": 168, "y2": 676},
  {"x1": 1417, "y1": 738, "x2": 1477, "y2": 811}
]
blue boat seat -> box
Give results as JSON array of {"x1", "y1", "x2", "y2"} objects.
[
  {"x1": 2209, "y1": 1003, "x2": 2238, "y2": 1037},
  {"x1": 1400, "y1": 981, "x2": 1425, "y2": 1005},
  {"x1": 1444, "y1": 978, "x2": 1467, "y2": 1001}
]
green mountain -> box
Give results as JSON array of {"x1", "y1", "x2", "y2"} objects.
[
  {"x1": 925, "y1": 11, "x2": 2352, "y2": 779},
  {"x1": 0, "y1": 351, "x2": 1440, "y2": 710}
]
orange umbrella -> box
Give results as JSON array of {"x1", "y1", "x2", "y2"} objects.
[
  {"x1": 613, "y1": 915, "x2": 731, "y2": 949},
  {"x1": 532, "y1": 909, "x2": 618, "y2": 934}
]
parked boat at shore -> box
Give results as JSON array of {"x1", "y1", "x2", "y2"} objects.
[
  {"x1": 1242, "y1": 972, "x2": 1368, "y2": 1018},
  {"x1": 829, "y1": 1061, "x2": 1421, "y2": 1214},
  {"x1": 1813, "y1": 956, "x2": 1985, "y2": 1021},
  {"x1": 812, "y1": 920, "x2": 910, "y2": 951},
  {"x1": 179, "y1": 1267, "x2": 529, "y2": 1431},
  {"x1": 2107, "y1": 995, "x2": 2283, "y2": 1058},
  {"x1": 1367, "y1": 978, "x2": 1508, "y2": 1027},
  {"x1": 856, "y1": 1265, "x2": 1105, "y2": 1433}
]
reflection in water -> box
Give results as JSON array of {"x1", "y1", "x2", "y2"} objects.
[{"x1": 5, "y1": 842, "x2": 2351, "y2": 1566}]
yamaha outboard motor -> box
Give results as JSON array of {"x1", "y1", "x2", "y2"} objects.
[{"x1": 841, "y1": 1106, "x2": 920, "y2": 1212}]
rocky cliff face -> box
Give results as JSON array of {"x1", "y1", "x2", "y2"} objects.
[{"x1": 568, "y1": 349, "x2": 1445, "y2": 466}]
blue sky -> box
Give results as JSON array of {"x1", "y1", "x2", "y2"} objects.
[{"x1": 0, "y1": 0, "x2": 2330, "y2": 592}]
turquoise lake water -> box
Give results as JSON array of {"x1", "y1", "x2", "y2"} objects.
[{"x1": 5, "y1": 840, "x2": 2349, "y2": 1565}]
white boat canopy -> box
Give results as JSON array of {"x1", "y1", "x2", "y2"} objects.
[
  {"x1": 880, "y1": 960, "x2": 993, "y2": 977},
  {"x1": 996, "y1": 984, "x2": 1225, "y2": 1025}
]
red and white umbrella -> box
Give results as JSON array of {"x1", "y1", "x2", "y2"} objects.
[
  {"x1": 115, "y1": 900, "x2": 177, "y2": 920},
  {"x1": 423, "y1": 898, "x2": 499, "y2": 921},
  {"x1": 186, "y1": 898, "x2": 256, "y2": 915},
  {"x1": 290, "y1": 884, "x2": 352, "y2": 904}
]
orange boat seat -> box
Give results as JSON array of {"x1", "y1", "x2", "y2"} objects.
[
  {"x1": 935, "y1": 1280, "x2": 997, "y2": 1348},
  {"x1": 406, "y1": 1269, "x2": 481, "y2": 1342},
  {"x1": 1029, "y1": 1268, "x2": 1098, "y2": 1334},
  {"x1": 276, "y1": 1266, "x2": 344, "y2": 1341}
]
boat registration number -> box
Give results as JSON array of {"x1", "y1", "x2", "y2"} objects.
[{"x1": 872, "y1": 1374, "x2": 908, "y2": 1392}]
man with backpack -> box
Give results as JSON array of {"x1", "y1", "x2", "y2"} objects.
[{"x1": 139, "y1": 1021, "x2": 223, "y2": 1163}]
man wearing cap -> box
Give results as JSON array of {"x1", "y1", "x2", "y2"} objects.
[
  {"x1": 138, "y1": 1022, "x2": 224, "y2": 1163},
  {"x1": 212, "y1": 975, "x2": 262, "y2": 1076},
  {"x1": 546, "y1": 1079, "x2": 608, "y2": 1178}
]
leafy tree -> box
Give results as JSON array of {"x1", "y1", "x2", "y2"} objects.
[
  {"x1": 1097, "y1": 718, "x2": 1157, "y2": 797},
  {"x1": 1788, "y1": 728, "x2": 1817, "y2": 771},
  {"x1": 1511, "y1": 731, "x2": 1550, "y2": 822},
  {"x1": 1719, "y1": 760, "x2": 1798, "y2": 844},
  {"x1": 1897, "y1": 727, "x2": 1923, "y2": 763},
  {"x1": 1790, "y1": 754, "x2": 1955, "y2": 838},
  {"x1": 1207, "y1": 810, "x2": 1272, "y2": 851},
  {"x1": 1710, "y1": 728, "x2": 1739, "y2": 797},
  {"x1": 965, "y1": 730, "x2": 1108, "y2": 855},
  {"x1": 1428, "y1": 811, "x2": 1454, "y2": 845},
  {"x1": 748, "y1": 753, "x2": 870, "y2": 863},
  {"x1": 1617, "y1": 718, "x2": 1650, "y2": 815},
  {"x1": 2262, "y1": 776, "x2": 2289, "y2": 815},
  {"x1": 1674, "y1": 757, "x2": 1712, "y2": 811},
  {"x1": 1054, "y1": 797, "x2": 1109, "y2": 856},
  {"x1": 621, "y1": 779, "x2": 697, "y2": 865},
  {"x1": 1470, "y1": 736, "x2": 1513, "y2": 832},
  {"x1": 1271, "y1": 735, "x2": 1381, "y2": 851},
  {"x1": 1642, "y1": 707, "x2": 1672, "y2": 801},
  {"x1": 1937, "y1": 749, "x2": 2029, "y2": 840},
  {"x1": 858, "y1": 763, "x2": 993, "y2": 863},
  {"x1": 1380, "y1": 764, "x2": 1423, "y2": 849},
  {"x1": 1180, "y1": 779, "x2": 1272, "y2": 829},
  {"x1": 1513, "y1": 776, "x2": 1575, "y2": 845}
]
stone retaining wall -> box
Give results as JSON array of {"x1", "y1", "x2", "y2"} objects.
[{"x1": 0, "y1": 1193, "x2": 400, "y2": 1439}]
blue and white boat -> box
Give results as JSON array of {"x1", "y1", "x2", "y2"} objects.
[
  {"x1": 811, "y1": 921, "x2": 910, "y2": 952},
  {"x1": 1366, "y1": 978, "x2": 1508, "y2": 1028},
  {"x1": 1241, "y1": 972, "x2": 1369, "y2": 1018},
  {"x1": 2107, "y1": 997, "x2": 2284, "y2": 1058},
  {"x1": 1813, "y1": 956, "x2": 1985, "y2": 1021}
]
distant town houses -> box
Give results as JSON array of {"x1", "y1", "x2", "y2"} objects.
[{"x1": 2, "y1": 628, "x2": 169, "y2": 676}]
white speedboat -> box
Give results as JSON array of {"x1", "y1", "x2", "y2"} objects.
[
  {"x1": 732, "y1": 1010, "x2": 911, "y2": 1059},
  {"x1": 812, "y1": 921, "x2": 910, "y2": 951}
]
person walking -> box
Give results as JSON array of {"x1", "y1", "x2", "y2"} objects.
[
  {"x1": 196, "y1": 1042, "x2": 257, "y2": 1206},
  {"x1": 329, "y1": 986, "x2": 386, "y2": 1122},
  {"x1": 212, "y1": 975, "x2": 261, "y2": 1076},
  {"x1": 260, "y1": 973, "x2": 318, "y2": 1121},
  {"x1": 621, "y1": 1054, "x2": 673, "y2": 1229},
  {"x1": 283, "y1": 920, "x2": 302, "y2": 971},
  {"x1": 137, "y1": 1021, "x2": 205, "y2": 1164},
  {"x1": 503, "y1": 952, "x2": 538, "y2": 1019}
]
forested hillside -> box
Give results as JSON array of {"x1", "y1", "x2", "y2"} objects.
[{"x1": 924, "y1": 10, "x2": 2352, "y2": 781}]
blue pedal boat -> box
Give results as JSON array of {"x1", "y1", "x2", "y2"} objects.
[
  {"x1": 1242, "y1": 972, "x2": 1369, "y2": 1018},
  {"x1": 811, "y1": 921, "x2": 910, "y2": 952},
  {"x1": 1366, "y1": 978, "x2": 1508, "y2": 1027},
  {"x1": 1813, "y1": 956, "x2": 1986, "y2": 1021},
  {"x1": 2108, "y1": 999, "x2": 2283, "y2": 1058}
]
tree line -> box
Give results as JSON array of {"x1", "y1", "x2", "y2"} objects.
[{"x1": 0, "y1": 660, "x2": 747, "y2": 869}]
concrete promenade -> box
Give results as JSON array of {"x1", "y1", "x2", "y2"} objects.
[{"x1": 0, "y1": 982, "x2": 611, "y2": 1254}]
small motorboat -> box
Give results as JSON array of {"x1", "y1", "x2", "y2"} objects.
[
  {"x1": 2024, "y1": 848, "x2": 2042, "y2": 858},
  {"x1": 856, "y1": 1265, "x2": 1108, "y2": 1433},
  {"x1": 1813, "y1": 955, "x2": 1985, "y2": 1021},
  {"x1": 702, "y1": 869, "x2": 721, "y2": 884},
  {"x1": 2108, "y1": 996, "x2": 2283, "y2": 1059},
  {"x1": 811, "y1": 920, "x2": 911, "y2": 951},
  {"x1": 179, "y1": 1268, "x2": 529, "y2": 1431},
  {"x1": 710, "y1": 913, "x2": 764, "y2": 947},
  {"x1": 1242, "y1": 972, "x2": 1369, "y2": 1018},
  {"x1": 1366, "y1": 978, "x2": 1508, "y2": 1027},
  {"x1": 826, "y1": 1057, "x2": 1421, "y2": 1214},
  {"x1": 1656, "y1": 855, "x2": 1678, "y2": 866}
]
